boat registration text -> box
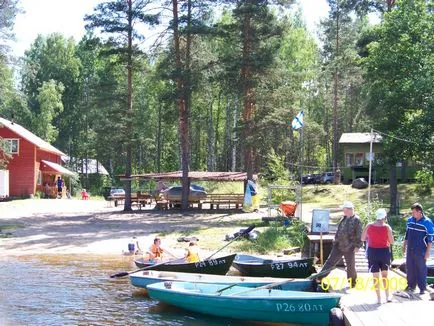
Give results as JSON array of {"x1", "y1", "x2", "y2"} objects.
[
  {"x1": 271, "y1": 262, "x2": 308, "y2": 270},
  {"x1": 276, "y1": 303, "x2": 324, "y2": 312}
]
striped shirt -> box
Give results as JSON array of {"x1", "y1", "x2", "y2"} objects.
[{"x1": 405, "y1": 215, "x2": 434, "y2": 252}]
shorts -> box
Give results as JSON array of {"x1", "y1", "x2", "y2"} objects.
[{"x1": 367, "y1": 247, "x2": 391, "y2": 273}]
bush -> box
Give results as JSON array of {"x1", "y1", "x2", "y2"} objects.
[
  {"x1": 237, "y1": 220, "x2": 308, "y2": 254},
  {"x1": 414, "y1": 168, "x2": 433, "y2": 197},
  {"x1": 357, "y1": 198, "x2": 385, "y2": 226}
]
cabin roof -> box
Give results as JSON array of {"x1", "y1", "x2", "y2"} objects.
[
  {"x1": 339, "y1": 132, "x2": 383, "y2": 144},
  {"x1": 0, "y1": 117, "x2": 65, "y2": 156}
]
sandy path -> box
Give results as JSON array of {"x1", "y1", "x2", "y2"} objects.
[{"x1": 0, "y1": 199, "x2": 262, "y2": 256}]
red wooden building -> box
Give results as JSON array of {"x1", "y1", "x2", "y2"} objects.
[{"x1": 0, "y1": 117, "x2": 74, "y2": 197}]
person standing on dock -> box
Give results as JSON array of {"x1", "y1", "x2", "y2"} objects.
[
  {"x1": 318, "y1": 201, "x2": 363, "y2": 287},
  {"x1": 361, "y1": 208, "x2": 394, "y2": 303},
  {"x1": 402, "y1": 203, "x2": 434, "y2": 295}
]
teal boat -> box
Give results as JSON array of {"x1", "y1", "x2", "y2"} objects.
[
  {"x1": 147, "y1": 281, "x2": 341, "y2": 325},
  {"x1": 129, "y1": 270, "x2": 316, "y2": 291}
]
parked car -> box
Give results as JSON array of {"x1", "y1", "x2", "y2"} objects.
[
  {"x1": 302, "y1": 173, "x2": 323, "y2": 184},
  {"x1": 302, "y1": 174, "x2": 315, "y2": 184},
  {"x1": 110, "y1": 188, "x2": 125, "y2": 197},
  {"x1": 161, "y1": 186, "x2": 207, "y2": 202},
  {"x1": 102, "y1": 187, "x2": 125, "y2": 199},
  {"x1": 320, "y1": 172, "x2": 335, "y2": 184},
  {"x1": 312, "y1": 173, "x2": 322, "y2": 184}
]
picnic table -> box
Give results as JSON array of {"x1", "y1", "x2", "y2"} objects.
[{"x1": 107, "y1": 192, "x2": 153, "y2": 210}]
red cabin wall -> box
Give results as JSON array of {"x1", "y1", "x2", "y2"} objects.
[
  {"x1": 0, "y1": 125, "x2": 63, "y2": 197},
  {"x1": 0, "y1": 128, "x2": 36, "y2": 196}
]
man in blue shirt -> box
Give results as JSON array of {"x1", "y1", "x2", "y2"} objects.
[{"x1": 403, "y1": 203, "x2": 434, "y2": 294}]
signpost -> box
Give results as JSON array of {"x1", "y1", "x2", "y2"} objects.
[{"x1": 311, "y1": 209, "x2": 330, "y2": 265}]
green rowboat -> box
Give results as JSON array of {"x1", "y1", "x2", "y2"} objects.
[{"x1": 147, "y1": 281, "x2": 341, "y2": 325}]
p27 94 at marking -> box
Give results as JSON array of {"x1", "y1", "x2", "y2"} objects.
[{"x1": 271, "y1": 262, "x2": 308, "y2": 270}]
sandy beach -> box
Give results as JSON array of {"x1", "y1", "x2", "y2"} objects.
[{"x1": 0, "y1": 199, "x2": 264, "y2": 257}]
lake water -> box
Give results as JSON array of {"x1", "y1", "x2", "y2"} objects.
[{"x1": 0, "y1": 256, "x2": 270, "y2": 326}]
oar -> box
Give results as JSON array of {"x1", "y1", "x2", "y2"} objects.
[
  {"x1": 307, "y1": 267, "x2": 334, "y2": 280},
  {"x1": 216, "y1": 277, "x2": 297, "y2": 295},
  {"x1": 205, "y1": 224, "x2": 256, "y2": 260},
  {"x1": 227, "y1": 278, "x2": 300, "y2": 296},
  {"x1": 224, "y1": 267, "x2": 331, "y2": 296},
  {"x1": 110, "y1": 257, "x2": 186, "y2": 278}
]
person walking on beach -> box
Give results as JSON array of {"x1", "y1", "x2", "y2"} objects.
[
  {"x1": 403, "y1": 203, "x2": 434, "y2": 294},
  {"x1": 319, "y1": 201, "x2": 363, "y2": 287},
  {"x1": 361, "y1": 208, "x2": 394, "y2": 303}
]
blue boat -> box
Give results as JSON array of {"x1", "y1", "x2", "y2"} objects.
[
  {"x1": 129, "y1": 270, "x2": 316, "y2": 291},
  {"x1": 147, "y1": 281, "x2": 341, "y2": 325}
]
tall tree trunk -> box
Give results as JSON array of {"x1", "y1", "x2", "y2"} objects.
[
  {"x1": 241, "y1": 5, "x2": 254, "y2": 180},
  {"x1": 124, "y1": 0, "x2": 133, "y2": 211},
  {"x1": 332, "y1": 7, "x2": 340, "y2": 183},
  {"x1": 389, "y1": 161, "x2": 398, "y2": 215},
  {"x1": 214, "y1": 89, "x2": 222, "y2": 169},
  {"x1": 206, "y1": 94, "x2": 215, "y2": 171},
  {"x1": 156, "y1": 103, "x2": 162, "y2": 173},
  {"x1": 232, "y1": 101, "x2": 238, "y2": 172},
  {"x1": 172, "y1": 0, "x2": 190, "y2": 210},
  {"x1": 223, "y1": 99, "x2": 232, "y2": 171}
]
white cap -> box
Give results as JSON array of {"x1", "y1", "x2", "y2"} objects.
[
  {"x1": 376, "y1": 208, "x2": 387, "y2": 220},
  {"x1": 342, "y1": 201, "x2": 354, "y2": 209}
]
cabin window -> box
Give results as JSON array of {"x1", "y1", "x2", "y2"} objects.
[
  {"x1": 345, "y1": 153, "x2": 354, "y2": 167},
  {"x1": 4, "y1": 139, "x2": 19, "y2": 154},
  {"x1": 354, "y1": 153, "x2": 364, "y2": 166},
  {"x1": 345, "y1": 152, "x2": 364, "y2": 167}
]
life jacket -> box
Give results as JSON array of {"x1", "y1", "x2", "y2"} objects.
[
  {"x1": 150, "y1": 244, "x2": 164, "y2": 258},
  {"x1": 186, "y1": 246, "x2": 200, "y2": 263}
]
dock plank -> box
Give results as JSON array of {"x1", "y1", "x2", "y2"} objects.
[{"x1": 327, "y1": 269, "x2": 433, "y2": 326}]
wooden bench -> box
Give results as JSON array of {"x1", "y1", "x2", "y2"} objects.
[
  {"x1": 202, "y1": 194, "x2": 244, "y2": 209},
  {"x1": 166, "y1": 199, "x2": 202, "y2": 209}
]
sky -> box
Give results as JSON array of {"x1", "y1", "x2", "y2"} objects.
[{"x1": 11, "y1": 0, "x2": 330, "y2": 58}]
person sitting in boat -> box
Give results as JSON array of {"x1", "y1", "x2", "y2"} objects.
[
  {"x1": 145, "y1": 237, "x2": 164, "y2": 262},
  {"x1": 185, "y1": 241, "x2": 200, "y2": 263},
  {"x1": 145, "y1": 237, "x2": 177, "y2": 263}
]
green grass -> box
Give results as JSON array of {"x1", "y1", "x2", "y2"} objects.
[{"x1": 234, "y1": 220, "x2": 309, "y2": 254}]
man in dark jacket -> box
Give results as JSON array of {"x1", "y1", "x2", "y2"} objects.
[{"x1": 318, "y1": 201, "x2": 363, "y2": 287}]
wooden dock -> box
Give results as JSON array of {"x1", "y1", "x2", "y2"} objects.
[{"x1": 323, "y1": 249, "x2": 433, "y2": 326}]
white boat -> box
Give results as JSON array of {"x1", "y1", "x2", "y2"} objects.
[{"x1": 129, "y1": 270, "x2": 316, "y2": 291}]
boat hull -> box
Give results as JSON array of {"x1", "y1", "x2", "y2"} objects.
[
  {"x1": 398, "y1": 261, "x2": 434, "y2": 277},
  {"x1": 134, "y1": 254, "x2": 236, "y2": 275},
  {"x1": 129, "y1": 270, "x2": 316, "y2": 291},
  {"x1": 147, "y1": 281, "x2": 341, "y2": 325},
  {"x1": 233, "y1": 254, "x2": 316, "y2": 278}
]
